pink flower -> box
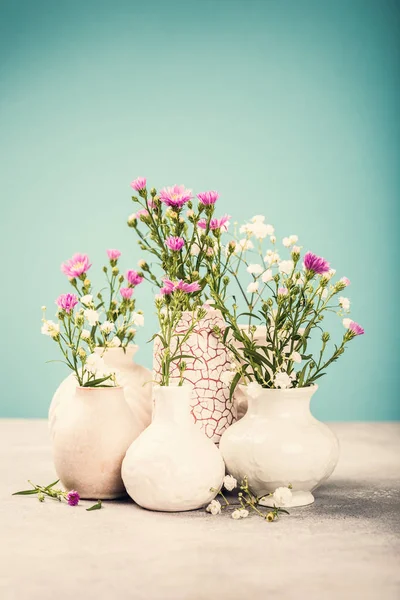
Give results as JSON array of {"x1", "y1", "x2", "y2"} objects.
[
  {"x1": 197, "y1": 191, "x2": 219, "y2": 205},
  {"x1": 340, "y1": 277, "x2": 351, "y2": 287},
  {"x1": 107, "y1": 249, "x2": 121, "y2": 261},
  {"x1": 349, "y1": 321, "x2": 365, "y2": 336},
  {"x1": 166, "y1": 236, "x2": 185, "y2": 251},
  {"x1": 159, "y1": 185, "x2": 193, "y2": 208},
  {"x1": 120, "y1": 287, "x2": 133, "y2": 299},
  {"x1": 126, "y1": 270, "x2": 144, "y2": 287},
  {"x1": 278, "y1": 287, "x2": 288, "y2": 296},
  {"x1": 56, "y1": 293, "x2": 78, "y2": 314},
  {"x1": 160, "y1": 279, "x2": 176, "y2": 295},
  {"x1": 303, "y1": 251, "x2": 330, "y2": 275},
  {"x1": 198, "y1": 214, "x2": 231, "y2": 232},
  {"x1": 160, "y1": 278, "x2": 201, "y2": 295},
  {"x1": 131, "y1": 177, "x2": 147, "y2": 192},
  {"x1": 135, "y1": 208, "x2": 149, "y2": 219},
  {"x1": 66, "y1": 490, "x2": 80, "y2": 506},
  {"x1": 61, "y1": 253, "x2": 91, "y2": 278}
]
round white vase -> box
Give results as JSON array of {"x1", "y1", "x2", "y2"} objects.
[
  {"x1": 122, "y1": 385, "x2": 225, "y2": 512},
  {"x1": 52, "y1": 386, "x2": 141, "y2": 499},
  {"x1": 153, "y1": 309, "x2": 236, "y2": 444},
  {"x1": 220, "y1": 385, "x2": 339, "y2": 507},
  {"x1": 49, "y1": 346, "x2": 152, "y2": 434}
]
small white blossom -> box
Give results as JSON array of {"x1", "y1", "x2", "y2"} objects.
[
  {"x1": 261, "y1": 269, "x2": 273, "y2": 283},
  {"x1": 206, "y1": 499, "x2": 221, "y2": 515},
  {"x1": 238, "y1": 509, "x2": 249, "y2": 518},
  {"x1": 279, "y1": 260, "x2": 294, "y2": 275},
  {"x1": 223, "y1": 475, "x2": 237, "y2": 491},
  {"x1": 282, "y1": 237, "x2": 291, "y2": 247},
  {"x1": 231, "y1": 510, "x2": 242, "y2": 520},
  {"x1": 85, "y1": 353, "x2": 108, "y2": 376},
  {"x1": 290, "y1": 352, "x2": 302, "y2": 364},
  {"x1": 251, "y1": 215, "x2": 265, "y2": 223},
  {"x1": 265, "y1": 251, "x2": 280, "y2": 265},
  {"x1": 221, "y1": 370, "x2": 236, "y2": 386},
  {"x1": 270, "y1": 235, "x2": 276, "y2": 244},
  {"x1": 127, "y1": 213, "x2": 137, "y2": 225},
  {"x1": 272, "y1": 486, "x2": 292, "y2": 506},
  {"x1": 274, "y1": 371, "x2": 293, "y2": 389},
  {"x1": 235, "y1": 239, "x2": 254, "y2": 253},
  {"x1": 109, "y1": 336, "x2": 121, "y2": 348},
  {"x1": 292, "y1": 245, "x2": 301, "y2": 254},
  {"x1": 246, "y1": 381, "x2": 263, "y2": 399},
  {"x1": 342, "y1": 318, "x2": 352, "y2": 329},
  {"x1": 246, "y1": 264, "x2": 263, "y2": 275},
  {"x1": 100, "y1": 321, "x2": 114, "y2": 335},
  {"x1": 80, "y1": 294, "x2": 93, "y2": 306},
  {"x1": 247, "y1": 281, "x2": 259, "y2": 294},
  {"x1": 41, "y1": 320, "x2": 60, "y2": 338},
  {"x1": 131, "y1": 312, "x2": 145, "y2": 327},
  {"x1": 81, "y1": 329, "x2": 91, "y2": 341},
  {"x1": 339, "y1": 297, "x2": 351, "y2": 311},
  {"x1": 84, "y1": 309, "x2": 99, "y2": 327}
]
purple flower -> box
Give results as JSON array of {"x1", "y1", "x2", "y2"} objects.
[
  {"x1": 120, "y1": 287, "x2": 133, "y2": 299},
  {"x1": 130, "y1": 177, "x2": 147, "y2": 192},
  {"x1": 198, "y1": 214, "x2": 231, "y2": 232},
  {"x1": 160, "y1": 278, "x2": 201, "y2": 295},
  {"x1": 56, "y1": 293, "x2": 79, "y2": 314},
  {"x1": 303, "y1": 251, "x2": 330, "y2": 275},
  {"x1": 107, "y1": 249, "x2": 121, "y2": 261},
  {"x1": 61, "y1": 253, "x2": 91, "y2": 278},
  {"x1": 349, "y1": 321, "x2": 364, "y2": 336},
  {"x1": 166, "y1": 236, "x2": 185, "y2": 251},
  {"x1": 197, "y1": 191, "x2": 219, "y2": 205},
  {"x1": 66, "y1": 490, "x2": 80, "y2": 506},
  {"x1": 126, "y1": 270, "x2": 144, "y2": 287},
  {"x1": 159, "y1": 185, "x2": 193, "y2": 209}
]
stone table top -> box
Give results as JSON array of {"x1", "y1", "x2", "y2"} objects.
[{"x1": 0, "y1": 420, "x2": 399, "y2": 600}]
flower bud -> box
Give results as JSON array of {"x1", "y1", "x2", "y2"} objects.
[
  {"x1": 83, "y1": 279, "x2": 90, "y2": 287},
  {"x1": 266, "y1": 512, "x2": 275, "y2": 522},
  {"x1": 322, "y1": 332, "x2": 330, "y2": 343},
  {"x1": 112, "y1": 267, "x2": 119, "y2": 276},
  {"x1": 150, "y1": 187, "x2": 157, "y2": 196}
]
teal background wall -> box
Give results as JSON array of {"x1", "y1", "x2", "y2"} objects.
[{"x1": 1, "y1": 0, "x2": 399, "y2": 420}]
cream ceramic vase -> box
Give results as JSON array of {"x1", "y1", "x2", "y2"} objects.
[
  {"x1": 122, "y1": 385, "x2": 225, "y2": 512},
  {"x1": 220, "y1": 385, "x2": 339, "y2": 507},
  {"x1": 153, "y1": 309, "x2": 236, "y2": 444},
  {"x1": 52, "y1": 386, "x2": 141, "y2": 499},
  {"x1": 233, "y1": 325, "x2": 268, "y2": 419},
  {"x1": 49, "y1": 346, "x2": 152, "y2": 434}
]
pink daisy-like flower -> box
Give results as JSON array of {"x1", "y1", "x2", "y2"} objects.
[
  {"x1": 66, "y1": 490, "x2": 80, "y2": 506},
  {"x1": 120, "y1": 287, "x2": 133, "y2": 299},
  {"x1": 56, "y1": 293, "x2": 79, "y2": 314},
  {"x1": 135, "y1": 208, "x2": 149, "y2": 219},
  {"x1": 198, "y1": 214, "x2": 231, "y2": 232},
  {"x1": 130, "y1": 177, "x2": 147, "y2": 192},
  {"x1": 160, "y1": 278, "x2": 176, "y2": 295},
  {"x1": 160, "y1": 278, "x2": 201, "y2": 295},
  {"x1": 61, "y1": 253, "x2": 91, "y2": 279},
  {"x1": 348, "y1": 321, "x2": 365, "y2": 336},
  {"x1": 166, "y1": 236, "x2": 185, "y2": 251},
  {"x1": 197, "y1": 191, "x2": 219, "y2": 206},
  {"x1": 159, "y1": 185, "x2": 193, "y2": 209},
  {"x1": 107, "y1": 249, "x2": 121, "y2": 261},
  {"x1": 126, "y1": 270, "x2": 144, "y2": 287},
  {"x1": 340, "y1": 277, "x2": 351, "y2": 287},
  {"x1": 303, "y1": 251, "x2": 330, "y2": 275}
]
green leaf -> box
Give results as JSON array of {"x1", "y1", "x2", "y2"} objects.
[
  {"x1": 229, "y1": 372, "x2": 241, "y2": 400},
  {"x1": 277, "y1": 508, "x2": 290, "y2": 515},
  {"x1": 45, "y1": 479, "x2": 60, "y2": 490},
  {"x1": 12, "y1": 489, "x2": 39, "y2": 495},
  {"x1": 82, "y1": 376, "x2": 113, "y2": 387},
  {"x1": 86, "y1": 500, "x2": 102, "y2": 511},
  {"x1": 237, "y1": 312, "x2": 261, "y2": 321}
]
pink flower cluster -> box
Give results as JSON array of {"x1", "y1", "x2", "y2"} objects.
[
  {"x1": 159, "y1": 185, "x2": 193, "y2": 209},
  {"x1": 160, "y1": 278, "x2": 201, "y2": 295},
  {"x1": 303, "y1": 251, "x2": 330, "y2": 275},
  {"x1": 198, "y1": 214, "x2": 230, "y2": 232},
  {"x1": 61, "y1": 254, "x2": 91, "y2": 279},
  {"x1": 197, "y1": 191, "x2": 219, "y2": 205},
  {"x1": 56, "y1": 293, "x2": 78, "y2": 314},
  {"x1": 166, "y1": 236, "x2": 185, "y2": 252},
  {"x1": 131, "y1": 177, "x2": 147, "y2": 192}
]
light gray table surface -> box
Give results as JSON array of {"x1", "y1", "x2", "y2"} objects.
[{"x1": 0, "y1": 420, "x2": 399, "y2": 600}]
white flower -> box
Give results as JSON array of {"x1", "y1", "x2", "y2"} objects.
[
  {"x1": 239, "y1": 223, "x2": 253, "y2": 235},
  {"x1": 342, "y1": 318, "x2": 352, "y2": 329},
  {"x1": 339, "y1": 297, "x2": 351, "y2": 311},
  {"x1": 223, "y1": 475, "x2": 237, "y2": 491},
  {"x1": 246, "y1": 381, "x2": 263, "y2": 399},
  {"x1": 272, "y1": 486, "x2": 292, "y2": 507},
  {"x1": 81, "y1": 329, "x2": 91, "y2": 341},
  {"x1": 127, "y1": 213, "x2": 136, "y2": 225},
  {"x1": 274, "y1": 371, "x2": 293, "y2": 389},
  {"x1": 247, "y1": 281, "x2": 259, "y2": 294},
  {"x1": 85, "y1": 353, "x2": 106, "y2": 375},
  {"x1": 206, "y1": 499, "x2": 221, "y2": 515},
  {"x1": 265, "y1": 251, "x2": 280, "y2": 265},
  {"x1": 131, "y1": 312, "x2": 144, "y2": 327},
  {"x1": 80, "y1": 294, "x2": 93, "y2": 306},
  {"x1": 290, "y1": 352, "x2": 302, "y2": 364},
  {"x1": 252, "y1": 222, "x2": 273, "y2": 239},
  {"x1": 41, "y1": 320, "x2": 60, "y2": 338},
  {"x1": 251, "y1": 215, "x2": 265, "y2": 223},
  {"x1": 246, "y1": 264, "x2": 263, "y2": 275},
  {"x1": 270, "y1": 235, "x2": 276, "y2": 244},
  {"x1": 109, "y1": 336, "x2": 121, "y2": 348},
  {"x1": 238, "y1": 509, "x2": 249, "y2": 518},
  {"x1": 100, "y1": 321, "x2": 114, "y2": 335},
  {"x1": 282, "y1": 237, "x2": 291, "y2": 247},
  {"x1": 221, "y1": 370, "x2": 236, "y2": 386},
  {"x1": 290, "y1": 235, "x2": 298, "y2": 244},
  {"x1": 261, "y1": 269, "x2": 273, "y2": 283},
  {"x1": 235, "y1": 239, "x2": 254, "y2": 253},
  {"x1": 190, "y1": 243, "x2": 200, "y2": 256},
  {"x1": 84, "y1": 309, "x2": 99, "y2": 327},
  {"x1": 279, "y1": 260, "x2": 294, "y2": 275},
  {"x1": 292, "y1": 245, "x2": 301, "y2": 254},
  {"x1": 231, "y1": 510, "x2": 242, "y2": 520}
]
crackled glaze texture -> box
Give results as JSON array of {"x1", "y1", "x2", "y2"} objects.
[
  {"x1": 122, "y1": 385, "x2": 225, "y2": 512},
  {"x1": 52, "y1": 386, "x2": 141, "y2": 499},
  {"x1": 49, "y1": 346, "x2": 152, "y2": 435},
  {"x1": 153, "y1": 309, "x2": 236, "y2": 444},
  {"x1": 220, "y1": 385, "x2": 339, "y2": 506}
]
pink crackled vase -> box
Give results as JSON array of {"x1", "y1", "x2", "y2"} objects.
[{"x1": 153, "y1": 309, "x2": 236, "y2": 444}]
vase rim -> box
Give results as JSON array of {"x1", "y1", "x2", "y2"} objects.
[
  {"x1": 94, "y1": 345, "x2": 138, "y2": 354},
  {"x1": 76, "y1": 385, "x2": 123, "y2": 392},
  {"x1": 239, "y1": 384, "x2": 318, "y2": 397}
]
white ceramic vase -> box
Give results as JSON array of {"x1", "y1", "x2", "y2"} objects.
[
  {"x1": 153, "y1": 309, "x2": 236, "y2": 444},
  {"x1": 122, "y1": 385, "x2": 225, "y2": 511},
  {"x1": 233, "y1": 325, "x2": 268, "y2": 419},
  {"x1": 49, "y1": 346, "x2": 152, "y2": 434},
  {"x1": 52, "y1": 386, "x2": 141, "y2": 499},
  {"x1": 220, "y1": 385, "x2": 339, "y2": 507}
]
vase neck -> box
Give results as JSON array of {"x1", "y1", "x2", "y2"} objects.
[
  {"x1": 94, "y1": 346, "x2": 138, "y2": 369},
  {"x1": 152, "y1": 386, "x2": 194, "y2": 426},
  {"x1": 245, "y1": 387, "x2": 317, "y2": 419}
]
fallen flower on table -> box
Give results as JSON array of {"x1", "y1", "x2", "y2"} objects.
[{"x1": 12, "y1": 479, "x2": 102, "y2": 512}]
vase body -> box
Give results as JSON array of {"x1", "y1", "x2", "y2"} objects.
[
  {"x1": 220, "y1": 385, "x2": 339, "y2": 506},
  {"x1": 52, "y1": 386, "x2": 141, "y2": 499},
  {"x1": 49, "y1": 346, "x2": 152, "y2": 434},
  {"x1": 233, "y1": 325, "x2": 268, "y2": 419},
  {"x1": 153, "y1": 309, "x2": 236, "y2": 444},
  {"x1": 122, "y1": 385, "x2": 225, "y2": 511}
]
